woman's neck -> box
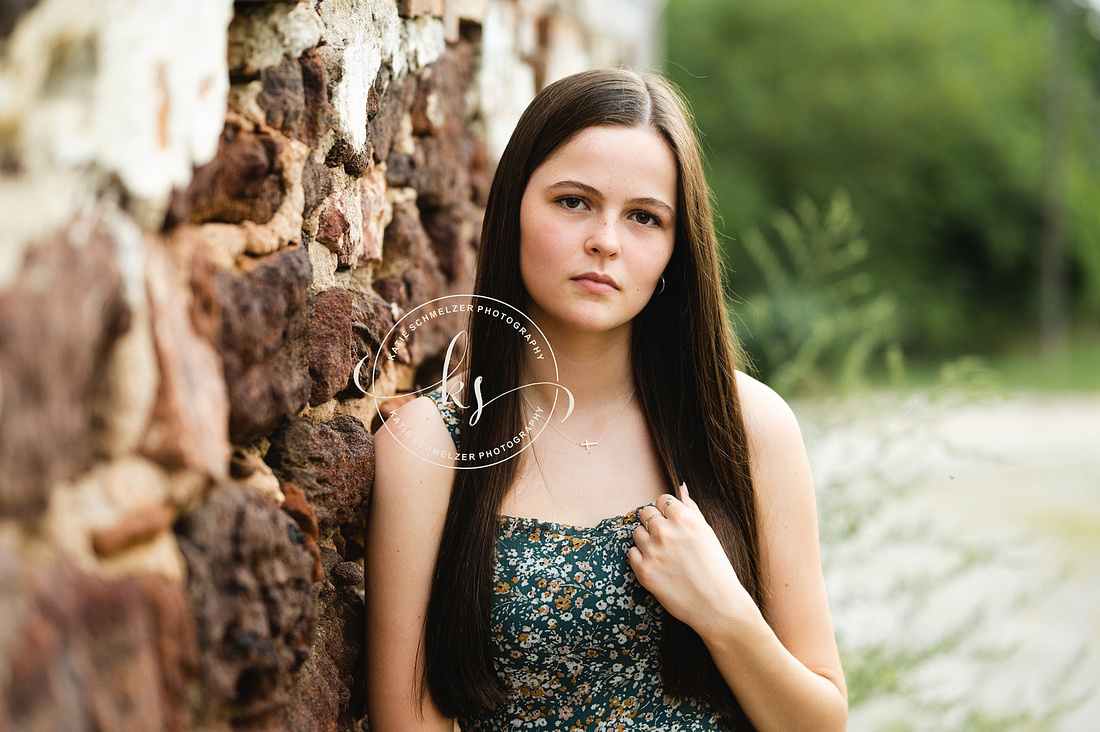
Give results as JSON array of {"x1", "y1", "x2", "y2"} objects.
[{"x1": 520, "y1": 318, "x2": 635, "y2": 412}]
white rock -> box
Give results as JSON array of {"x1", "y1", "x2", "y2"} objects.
[
  {"x1": 318, "y1": 0, "x2": 403, "y2": 154},
  {"x1": 228, "y1": 1, "x2": 324, "y2": 75},
  {"x1": 397, "y1": 14, "x2": 446, "y2": 76},
  {"x1": 1, "y1": 0, "x2": 233, "y2": 206}
]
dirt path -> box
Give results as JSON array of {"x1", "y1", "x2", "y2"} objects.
[{"x1": 795, "y1": 392, "x2": 1100, "y2": 730}]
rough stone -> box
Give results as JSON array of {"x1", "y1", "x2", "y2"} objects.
[
  {"x1": 372, "y1": 276, "x2": 409, "y2": 312},
  {"x1": 346, "y1": 286, "x2": 399, "y2": 398},
  {"x1": 331, "y1": 561, "x2": 364, "y2": 586},
  {"x1": 264, "y1": 415, "x2": 375, "y2": 536},
  {"x1": 89, "y1": 206, "x2": 160, "y2": 460},
  {"x1": 257, "y1": 48, "x2": 334, "y2": 147},
  {"x1": 3, "y1": 0, "x2": 231, "y2": 205},
  {"x1": 381, "y1": 199, "x2": 433, "y2": 270},
  {"x1": 398, "y1": 0, "x2": 444, "y2": 18},
  {"x1": 385, "y1": 45, "x2": 476, "y2": 209},
  {"x1": 257, "y1": 55, "x2": 306, "y2": 136},
  {"x1": 140, "y1": 244, "x2": 231, "y2": 480},
  {"x1": 211, "y1": 243, "x2": 313, "y2": 444},
  {"x1": 0, "y1": 560, "x2": 197, "y2": 732},
  {"x1": 41, "y1": 456, "x2": 188, "y2": 581},
  {"x1": 299, "y1": 47, "x2": 336, "y2": 145},
  {"x1": 177, "y1": 483, "x2": 317, "y2": 727},
  {"x1": 280, "y1": 482, "x2": 323, "y2": 583},
  {"x1": 308, "y1": 286, "x2": 355, "y2": 407},
  {"x1": 181, "y1": 124, "x2": 286, "y2": 226},
  {"x1": 399, "y1": 13, "x2": 447, "y2": 74},
  {"x1": 303, "y1": 159, "x2": 335, "y2": 218},
  {"x1": 229, "y1": 446, "x2": 286, "y2": 506},
  {"x1": 359, "y1": 166, "x2": 392, "y2": 264},
  {"x1": 317, "y1": 0, "x2": 404, "y2": 154},
  {"x1": 0, "y1": 212, "x2": 129, "y2": 521},
  {"x1": 316, "y1": 189, "x2": 356, "y2": 267},
  {"x1": 368, "y1": 69, "x2": 414, "y2": 164},
  {"x1": 227, "y1": 1, "x2": 325, "y2": 78},
  {"x1": 308, "y1": 237, "x2": 341, "y2": 292},
  {"x1": 283, "y1": 571, "x2": 365, "y2": 730},
  {"x1": 422, "y1": 205, "x2": 466, "y2": 283}
]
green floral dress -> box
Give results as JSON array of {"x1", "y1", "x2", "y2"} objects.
[{"x1": 428, "y1": 392, "x2": 727, "y2": 731}]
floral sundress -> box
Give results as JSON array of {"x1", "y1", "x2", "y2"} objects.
[{"x1": 428, "y1": 391, "x2": 728, "y2": 731}]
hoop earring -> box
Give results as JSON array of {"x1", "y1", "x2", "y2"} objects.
[{"x1": 655, "y1": 275, "x2": 666, "y2": 295}]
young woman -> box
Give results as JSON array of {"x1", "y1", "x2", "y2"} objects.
[{"x1": 365, "y1": 68, "x2": 847, "y2": 731}]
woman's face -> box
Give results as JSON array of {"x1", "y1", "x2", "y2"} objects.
[{"x1": 519, "y1": 124, "x2": 678, "y2": 335}]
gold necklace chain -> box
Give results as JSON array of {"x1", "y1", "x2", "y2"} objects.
[{"x1": 522, "y1": 388, "x2": 635, "y2": 453}]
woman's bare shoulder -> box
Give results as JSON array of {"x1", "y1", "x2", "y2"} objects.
[
  {"x1": 734, "y1": 370, "x2": 803, "y2": 447},
  {"x1": 734, "y1": 370, "x2": 814, "y2": 509},
  {"x1": 371, "y1": 395, "x2": 457, "y2": 516}
]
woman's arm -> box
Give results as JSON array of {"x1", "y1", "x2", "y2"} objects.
[
  {"x1": 628, "y1": 372, "x2": 847, "y2": 731},
  {"x1": 365, "y1": 396, "x2": 457, "y2": 732}
]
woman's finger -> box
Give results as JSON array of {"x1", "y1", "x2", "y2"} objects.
[
  {"x1": 637, "y1": 506, "x2": 664, "y2": 533},
  {"x1": 631, "y1": 524, "x2": 652, "y2": 550},
  {"x1": 678, "y1": 481, "x2": 697, "y2": 509},
  {"x1": 655, "y1": 493, "x2": 680, "y2": 517}
]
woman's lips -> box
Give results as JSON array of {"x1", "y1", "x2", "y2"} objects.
[{"x1": 572, "y1": 273, "x2": 618, "y2": 294}]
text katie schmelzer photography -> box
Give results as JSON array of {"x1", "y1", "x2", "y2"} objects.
[{"x1": 354, "y1": 294, "x2": 575, "y2": 469}]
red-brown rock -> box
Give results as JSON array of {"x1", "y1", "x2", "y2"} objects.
[
  {"x1": 308, "y1": 286, "x2": 354, "y2": 407},
  {"x1": 316, "y1": 192, "x2": 354, "y2": 267},
  {"x1": 367, "y1": 69, "x2": 413, "y2": 165},
  {"x1": 382, "y1": 199, "x2": 433, "y2": 269},
  {"x1": 0, "y1": 214, "x2": 129, "y2": 520},
  {"x1": 176, "y1": 482, "x2": 318, "y2": 727},
  {"x1": 181, "y1": 125, "x2": 286, "y2": 226},
  {"x1": 422, "y1": 206, "x2": 466, "y2": 283},
  {"x1": 303, "y1": 159, "x2": 334, "y2": 219},
  {"x1": 140, "y1": 244, "x2": 231, "y2": 479},
  {"x1": 91, "y1": 503, "x2": 177, "y2": 557},
  {"x1": 345, "y1": 287, "x2": 398, "y2": 397},
  {"x1": 282, "y1": 569, "x2": 365, "y2": 731},
  {"x1": 257, "y1": 50, "x2": 334, "y2": 148},
  {"x1": 264, "y1": 414, "x2": 374, "y2": 536},
  {"x1": 280, "y1": 482, "x2": 323, "y2": 583},
  {"x1": 210, "y1": 244, "x2": 313, "y2": 443},
  {"x1": 0, "y1": 558, "x2": 197, "y2": 732},
  {"x1": 385, "y1": 45, "x2": 477, "y2": 209},
  {"x1": 257, "y1": 56, "x2": 305, "y2": 138},
  {"x1": 372, "y1": 276, "x2": 407, "y2": 311},
  {"x1": 300, "y1": 48, "x2": 335, "y2": 146}
]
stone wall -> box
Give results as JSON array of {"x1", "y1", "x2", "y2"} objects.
[{"x1": 0, "y1": 0, "x2": 664, "y2": 729}]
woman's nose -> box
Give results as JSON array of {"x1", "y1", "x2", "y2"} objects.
[{"x1": 585, "y1": 218, "x2": 621, "y2": 258}]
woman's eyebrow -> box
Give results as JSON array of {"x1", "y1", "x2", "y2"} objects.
[
  {"x1": 547, "y1": 180, "x2": 676, "y2": 220},
  {"x1": 548, "y1": 180, "x2": 603, "y2": 199}
]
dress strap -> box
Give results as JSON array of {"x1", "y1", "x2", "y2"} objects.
[{"x1": 427, "y1": 389, "x2": 461, "y2": 446}]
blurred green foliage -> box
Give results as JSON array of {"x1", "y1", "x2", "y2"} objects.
[
  {"x1": 667, "y1": 0, "x2": 1100, "y2": 358},
  {"x1": 733, "y1": 191, "x2": 903, "y2": 395}
]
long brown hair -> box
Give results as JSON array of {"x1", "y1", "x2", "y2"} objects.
[{"x1": 421, "y1": 68, "x2": 761, "y2": 729}]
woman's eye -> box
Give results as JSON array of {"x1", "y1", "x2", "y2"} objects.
[
  {"x1": 554, "y1": 193, "x2": 589, "y2": 208},
  {"x1": 632, "y1": 211, "x2": 660, "y2": 227}
]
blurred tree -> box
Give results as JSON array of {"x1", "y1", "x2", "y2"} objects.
[
  {"x1": 667, "y1": 0, "x2": 1100, "y2": 356},
  {"x1": 735, "y1": 191, "x2": 902, "y2": 395}
]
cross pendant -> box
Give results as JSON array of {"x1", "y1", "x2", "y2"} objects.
[{"x1": 581, "y1": 440, "x2": 598, "y2": 452}]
